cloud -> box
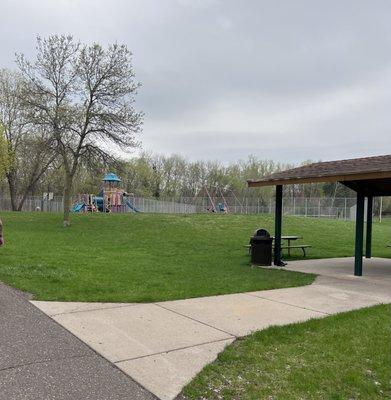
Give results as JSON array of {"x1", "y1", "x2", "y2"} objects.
[{"x1": 0, "y1": 0, "x2": 390, "y2": 163}]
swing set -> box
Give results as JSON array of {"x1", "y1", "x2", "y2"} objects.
[{"x1": 203, "y1": 185, "x2": 230, "y2": 213}]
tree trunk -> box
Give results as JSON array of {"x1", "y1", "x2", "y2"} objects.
[
  {"x1": 17, "y1": 168, "x2": 46, "y2": 211},
  {"x1": 16, "y1": 179, "x2": 36, "y2": 211},
  {"x1": 17, "y1": 190, "x2": 31, "y2": 212},
  {"x1": 63, "y1": 173, "x2": 73, "y2": 227},
  {"x1": 6, "y1": 170, "x2": 19, "y2": 211}
]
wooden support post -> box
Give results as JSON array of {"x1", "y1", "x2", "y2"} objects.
[
  {"x1": 354, "y1": 191, "x2": 365, "y2": 276},
  {"x1": 274, "y1": 185, "x2": 283, "y2": 266},
  {"x1": 365, "y1": 196, "x2": 373, "y2": 259}
]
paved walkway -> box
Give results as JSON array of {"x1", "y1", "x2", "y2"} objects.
[
  {"x1": 31, "y1": 257, "x2": 391, "y2": 400},
  {"x1": 0, "y1": 283, "x2": 156, "y2": 400}
]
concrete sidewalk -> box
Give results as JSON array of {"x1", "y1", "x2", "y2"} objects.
[
  {"x1": 0, "y1": 283, "x2": 156, "y2": 400},
  {"x1": 31, "y1": 257, "x2": 391, "y2": 400}
]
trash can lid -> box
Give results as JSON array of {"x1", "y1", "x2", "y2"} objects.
[{"x1": 253, "y1": 228, "x2": 270, "y2": 237}]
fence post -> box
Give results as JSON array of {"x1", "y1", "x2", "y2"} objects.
[
  {"x1": 344, "y1": 198, "x2": 347, "y2": 220},
  {"x1": 305, "y1": 198, "x2": 308, "y2": 217}
]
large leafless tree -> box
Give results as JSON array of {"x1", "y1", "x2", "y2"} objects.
[{"x1": 17, "y1": 35, "x2": 142, "y2": 225}]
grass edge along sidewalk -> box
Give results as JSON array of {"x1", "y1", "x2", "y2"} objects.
[
  {"x1": 0, "y1": 213, "x2": 390, "y2": 302},
  {"x1": 181, "y1": 304, "x2": 391, "y2": 400}
]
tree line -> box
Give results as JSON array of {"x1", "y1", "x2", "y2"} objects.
[{"x1": 0, "y1": 36, "x2": 387, "y2": 222}]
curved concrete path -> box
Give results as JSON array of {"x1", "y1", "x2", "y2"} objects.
[{"x1": 31, "y1": 257, "x2": 391, "y2": 400}]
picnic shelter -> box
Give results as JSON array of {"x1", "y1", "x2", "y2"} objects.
[{"x1": 247, "y1": 155, "x2": 391, "y2": 276}]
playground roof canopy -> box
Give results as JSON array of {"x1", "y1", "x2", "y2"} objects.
[
  {"x1": 247, "y1": 154, "x2": 391, "y2": 196},
  {"x1": 103, "y1": 173, "x2": 121, "y2": 182}
]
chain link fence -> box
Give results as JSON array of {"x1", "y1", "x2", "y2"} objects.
[
  {"x1": 0, "y1": 195, "x2": 197, "y2": 214},
  {"x1": 176, "y1": 196, "x2": 358, "y2": 219},
  {"x1": 0, "y1": 194, "x2": 360, "y2": 219}
]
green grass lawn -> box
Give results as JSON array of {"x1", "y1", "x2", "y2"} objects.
[
  {"x1": 0, "y1": 212, "x2": 389, "y2": 302},
  {"x1": 182, "y1": 304, "x2": 391, "y2": 400}
]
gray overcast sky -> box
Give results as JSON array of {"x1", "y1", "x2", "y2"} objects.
[{"x1": 0, "y1": 0, "x2": 390, "y2": 163}]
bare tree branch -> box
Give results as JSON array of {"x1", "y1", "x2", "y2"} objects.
[{"x1": 17, "y1": 35, "x2": 142, "y2": 225}]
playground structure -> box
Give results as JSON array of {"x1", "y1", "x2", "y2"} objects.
[
  {"x1": 203, "y1": 185, "x2": 233, "y2": 213},
  {"x1": 72, "y1": 173, "x2": 140, "y2": 213}
]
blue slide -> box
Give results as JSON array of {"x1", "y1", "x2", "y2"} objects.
[
  {"x1": 72, "y1": 203, "x2": 85, "y2": 212},
  {"x1": 126, "y1": 200, "x2": 140, "y2": 213}
]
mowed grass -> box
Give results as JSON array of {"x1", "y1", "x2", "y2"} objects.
[
  {"x1": 182, "y1": 304, "x2": 391, "y2": 400},
  {"x1": 0, "y1": 212, "x2": 389, "y2": 302}
]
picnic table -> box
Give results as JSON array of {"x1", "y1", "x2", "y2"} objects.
[
  {"x1": 272, "y1": 236, "x2": 300, "y2": 256},
  {"x1": 245, "y1": 235, "x2": 311, "y2": 257}
]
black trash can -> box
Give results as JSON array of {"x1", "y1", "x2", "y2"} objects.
[{"x1": 250, "y1": 229, "x2": 273, "y2": 266}]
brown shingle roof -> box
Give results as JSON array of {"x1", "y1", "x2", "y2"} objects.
[{"x1": 247, "y1": 155, "x2": 391, "y2": 187}]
